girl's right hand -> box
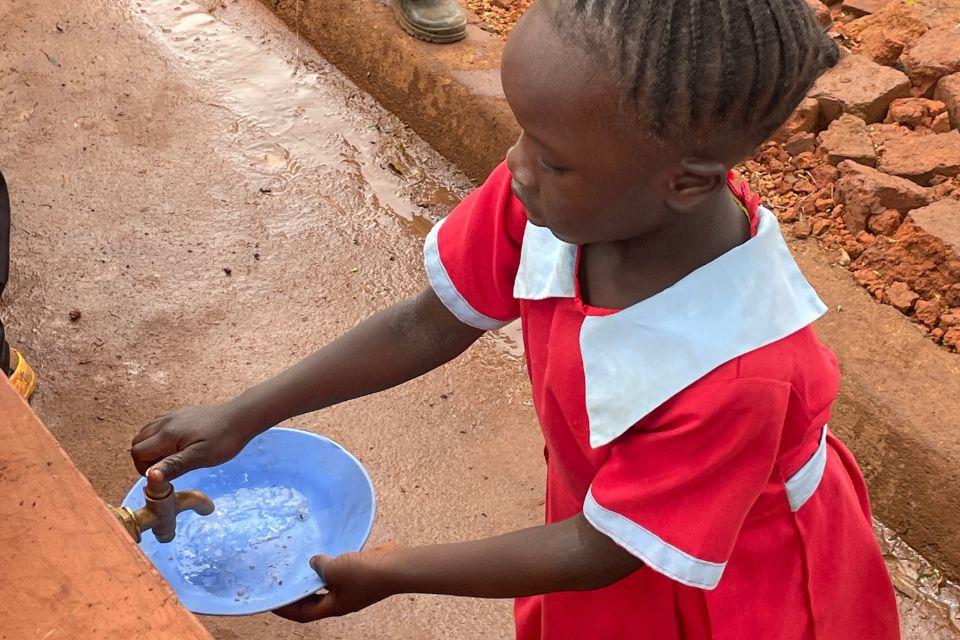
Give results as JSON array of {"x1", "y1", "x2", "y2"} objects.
[{"x1": 130, "y1": 402, "x2": 257, "y2": 482}]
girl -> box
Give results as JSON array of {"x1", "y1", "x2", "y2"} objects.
[{"x1": 132, "y1": 1, "x2": 900, "y2": 637}]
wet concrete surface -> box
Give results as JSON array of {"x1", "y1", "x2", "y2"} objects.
[{"x1": 0, "y1": 0, "x2": 956, "y2": 637}]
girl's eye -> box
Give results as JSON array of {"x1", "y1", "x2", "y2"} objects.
[{"x1": 538, "y1": 157, "x2": 566, "y2": 174}]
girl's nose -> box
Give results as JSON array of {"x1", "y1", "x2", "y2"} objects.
[{"x1": 506, "y1": 135, "x2": 538, "y2": 193}]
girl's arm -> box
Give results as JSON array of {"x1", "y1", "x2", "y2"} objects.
[
  {"x1": 131, "y1": 287, "x2": 484, "y2": 480},
  {"x1": 274, "y1": 514, "x2": 644, "y2": 622}
]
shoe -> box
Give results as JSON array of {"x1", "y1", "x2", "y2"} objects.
[
  {"x1": 8, "y1": 349, "x2": 36, "y2": 401},
  {"x1": 393, "y1": 0, "x2": 467, "y2": 44}
]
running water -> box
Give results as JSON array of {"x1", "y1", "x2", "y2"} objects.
[{"x1": 174, "y1": 486, "x2": 317, "y2": 600}]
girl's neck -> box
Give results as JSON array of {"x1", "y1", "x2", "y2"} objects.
[{"x1": 579, "y1": 190, "x2": 750, "y2": 310}]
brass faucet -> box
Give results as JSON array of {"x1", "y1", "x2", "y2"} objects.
[{"x1": 109, "y1": 469, "x2": 215, "y2": 543}]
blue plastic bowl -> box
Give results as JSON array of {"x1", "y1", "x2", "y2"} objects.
[{"x1": 122, "y1": 427, "x2": 375, "y2": 616}]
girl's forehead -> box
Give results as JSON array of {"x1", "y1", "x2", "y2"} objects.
[{"x1": 502, "y1": 7, "x2": 625, "y2": 137}]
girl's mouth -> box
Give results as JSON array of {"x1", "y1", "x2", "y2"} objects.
[{"x1": 511, "y1": 181, "x2": 543, "y2": 224}]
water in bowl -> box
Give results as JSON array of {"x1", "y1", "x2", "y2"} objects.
[{"x1": 172, "y1": 485, "x2": 319, "y2": 601}]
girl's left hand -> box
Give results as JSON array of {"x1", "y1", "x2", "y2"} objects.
[{"x1": 273, "y1": 542, "x2": 401, "y2": 623}]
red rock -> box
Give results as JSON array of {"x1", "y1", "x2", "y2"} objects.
[
  {"x1": 853, "y1": 268, "x2": 882, "y2": 287},
  {"x1": 813, "y1": 218, "x2": 834, "y2": 236},
  {"x1": 853, "y1": 215, "x2": 960, "y2": 302},
  {"x1": 867, "y1": 208, "x2": 903, "y2": 235},
  {"x1": 794, "y1": 179, "x2": 818, "y2": 195},
  {"x1": 779, "y1": 206, "x2": 801, "y2": 223},
  {"x1": 885, "y1": 98, "x2": 946, "y2": 128},
  {"x1": 859, "y1": 35, "x2": 906, "y2": 67},
  {"x1": 834, "y1": 160, "x2": 933, "y2": 232},
  {"x1": 819, "y1": 113, "x2": 877, "y2": 166},
  {"x1": 785, "y1": 132, "x2": 817, "y2": 156},
  {"x1": 885, "y1": 281, "x2": 920, "y2": 311},
  {"x1": 842, "y1": 0, "x2": 892, "y2": 17},
  {"x1": 844, "y1": 4, "x2": 929, "y2": 62},
  {"x1": 914, "y1": 298, "x2": 941, "y2": 326},
  {"x1": 857, "y1": 230, "x2": 878, "y2": 246},
  {"x1": 899, "y1": 0, "x2": 960, "y2": 28},
  {"x1": 932, "y1": 327, "x2": 946, "y2": 341},
  {"x1": 810, "y1": 54, "x2": 912, "y2": 124},
  {"x1": 931, "y1": 112, "x2": 952, "y2": 134},
  {"x1": 934, "y1": 72, "x2": 960, "y2": 130},
  {"x1": 844, "y1": 238, "x2": 866, "y2": 259},
  {"x1": 946, "y1": 285, "x2": 960, "y2": 307},
  {"x1": 791, "y1": 219, "x2": 814, "y2": 239},
  {"x1": 844, "y1": 3, "x2": 929, "y2": 41},
  {"x1": 868, "y1": 122, "x2": 922, "y2": 152},
  {"x1": 944, "y1": 326, "x2": 960, "y2": 350},
  {"x1": 941, "y1": 310, "x2": 960, "y2": 329},
  {"x1": 814, "y1": 185, "x2": 834, "y2": 201},
  {"x1": 773, "y1": 98, "x2": 820, "y2": 142},
  {"x1": 796, "y1": 152, "x2": 818, "y2": 170},
  {"x1": 815, "y1": 197, "x2": 835, "y2": 212},
  {"x1": 909, "y1": 198, "x2": 960, "y2": 257},
  {"x1": 806, "y1": 0, "x2": 833, "y2": 26},
  {"x1": 902, "y1": 27, "x2": 960, "y2": 96},
  {"x1": 876, "y1": 130, "x2": 960, "y2": 185},
  {"x1": 811, "y1": 163, "x2": 841, "y2": 187},
  {"x1": 932, "y1": 180, "x2": 956, "y2": 199}
]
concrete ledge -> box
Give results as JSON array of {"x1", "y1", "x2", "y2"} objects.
[
  {"x1": 794, "y1": 242, "x2": 960, "y2": 578},
  {"x1": 259, "y1": 0, "x2": 960, "y2": 578}
]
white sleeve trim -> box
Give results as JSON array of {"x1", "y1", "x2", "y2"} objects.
[
  {"x1": 583, "y1": 488, "x2": 726, "y2": 590},
  {"x1": 423, "y1": 218, "x2": 511, "y2": 331}
]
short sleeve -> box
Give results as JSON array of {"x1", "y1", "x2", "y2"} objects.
[
  {"x1": 424, "y1": 162, "x2": 525, "y2": 330},
  {"x1": 583, "y1": 378, "x2": 791, "y2": 590}
]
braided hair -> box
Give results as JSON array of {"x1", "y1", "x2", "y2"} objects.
[{"x1": 557, "y1": 0, "x2": 839, "y2": 154}]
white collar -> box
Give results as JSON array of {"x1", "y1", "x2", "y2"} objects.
[
  {"x1": 513, "y1": 208, "x2": 826, "y2": 448},
  {"x1": 513, "y1": 222, "x2": 577, "y2": 300}
]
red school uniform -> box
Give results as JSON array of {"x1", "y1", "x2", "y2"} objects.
[{"x1": 423, "y1": 162, "x2": 900, "y2": 640}]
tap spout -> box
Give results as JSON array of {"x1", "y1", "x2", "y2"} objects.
[{"x1": 108, "y1": 469, "x2": 215, "y2": 543}]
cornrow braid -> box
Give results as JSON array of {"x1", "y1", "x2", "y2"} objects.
[{"x1": 557, "y1": 0, "x2": 839, "y2": 154}]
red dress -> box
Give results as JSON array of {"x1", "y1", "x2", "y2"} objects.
[{"x1": 423, "y1": 163, "x2": 900, "y2": 639}]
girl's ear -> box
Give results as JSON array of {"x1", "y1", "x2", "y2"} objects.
[{"x1": 663, "y1": 158, "x2": 728, "y2": 213}]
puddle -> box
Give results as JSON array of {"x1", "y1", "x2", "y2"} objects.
[
  {"x1": 125, "y1": 0, "x2": 524, "y2": 359},
  {"x1": 175, "y1": 485, "x2": 317, "y2": 600},
  {"x1": 127, "y1": 0, "x2": 462, "y2": 225},
  {"x1": 876, "y1": 520, "x2": 960, "y2": 633}
]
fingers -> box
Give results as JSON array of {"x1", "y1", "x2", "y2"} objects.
[
  {"x1": 272, "y1": 593, "x2": 339, "y2": 623},
  {"x1": 130, "y1": 432, "x2": 168, "y2": 475},
  {"x1": 131, "y1": 418, "x2": 164, "y2": 445},
  {"x1": 150, "y1": 449, "x2": 198, "y2": 483},
  {"x1": 309, "y1": 554, "x2": 334, "y2": 581}
]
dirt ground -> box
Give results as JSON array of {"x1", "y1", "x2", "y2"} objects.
[{"x1": 0, "y1": 0, "x2": 957, "y2": 637}]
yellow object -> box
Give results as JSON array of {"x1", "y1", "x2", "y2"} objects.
[
  {"x1": 731, "y1": 190, "x2": 752, "y2": 222},
  {"x1": 8, "y1": 349, "x2": 36, "y2": 401}
]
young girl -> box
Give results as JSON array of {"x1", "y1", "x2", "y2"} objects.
[{"x1": 132, "y1": 1, "x2": 900, "y2": 637}]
